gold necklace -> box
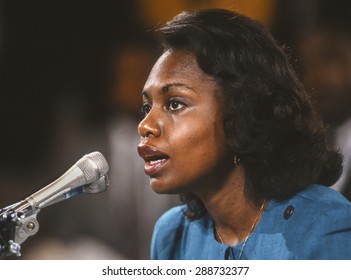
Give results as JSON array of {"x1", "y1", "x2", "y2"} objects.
[{"x1": 215, "y1": 202, "x2": 265, "y2": 260}]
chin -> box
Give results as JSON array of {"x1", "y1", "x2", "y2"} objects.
[{"x1": 149, "y1": 177, "x2": 190, "y2": 195}]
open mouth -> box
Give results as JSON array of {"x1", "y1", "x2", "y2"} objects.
[
  {"x1": 148, "y1": 157, "x2": 168, "y2": 165},
  {"x1": 144, "y1": 157, "x2": 169, "y2": 176},
  {"x1": 137, "y1": 145, "x2": 170, "y2": 176}
]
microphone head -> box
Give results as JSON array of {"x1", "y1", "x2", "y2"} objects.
[
  {"x1": 83, "y1": 175, "x2": 109, "y2": 194},
  {"x1": 76, "y1": 151, "x2": 109, "y2": 184}
]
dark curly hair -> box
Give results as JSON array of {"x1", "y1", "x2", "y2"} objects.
[{"x1": 157, "y1": 9, "x2": 343, "y2": 220}]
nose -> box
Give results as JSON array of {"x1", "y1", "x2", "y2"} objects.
[{"x1": 138, "y1": 109, "x2": 161, "y2": 138}]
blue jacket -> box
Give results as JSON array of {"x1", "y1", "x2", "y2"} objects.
[{"x1": 151, "y1": 185, "x2": 351, "y2": 259}]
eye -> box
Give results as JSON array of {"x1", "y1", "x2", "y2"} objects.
[
  {"x1": 168, "y1": 99, "x2": 185, "y2": 112},
  {"x1": 141, "y1": 103, "x2": 152, "y2": 115}
]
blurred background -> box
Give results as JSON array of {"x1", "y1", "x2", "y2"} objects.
[{"x1": 0, "y1": 0, "x2": 350, "y2": 259}]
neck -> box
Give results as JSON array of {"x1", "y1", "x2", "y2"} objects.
[{"x1": 194, "y1": 166, "x2": 265, "y2": 246}]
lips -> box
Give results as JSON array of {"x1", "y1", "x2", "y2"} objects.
[{"x1": 137, "y1": 145, "x2": 169, "y2": 176}]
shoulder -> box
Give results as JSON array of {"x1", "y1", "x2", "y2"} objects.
[
  {"x1": 272, "y1": 184, "x2": 351, "y2": 227},
  {"x1": 269, "y1": 184, "x2": 351, "y2": 213},
  {"x1": 151, "y1": 205, "x2": 215, "y2": 259},
  {"x1": 293, "y1": 184, "x2": 351, "y2": 215},
  {"x1": 151, "y1": 205, "x2": 188, "y2": 259},
  {"x1": 298, "y1": 185, "x2": 351, "y2": 233},
  {"x1": 265, "y1": 184, "x2": 351, "y2": 259},
  {"x1": 260, "y1": 184, "x2": 351, "y2": 235},
  {"x1": 154, "y1": 205, "x2": 188, "y2": 232},
  {"x1": 297, "y1": 184, "x2": 350, "y2": 202}
]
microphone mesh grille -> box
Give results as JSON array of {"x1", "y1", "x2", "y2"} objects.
[
  {"x1": 86, "y1": 151, "x2": 109, "y2": 174},
  {"x1": 76, "y1": 152, "x2": 109, "y2": 183}
]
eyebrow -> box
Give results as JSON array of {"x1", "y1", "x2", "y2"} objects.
[
  {"x1": 142, "y1": 82, "x2": 196, "y2": 98},
  {"x1": 162, "y1": 83, "x2": 195, "y2": 94}
]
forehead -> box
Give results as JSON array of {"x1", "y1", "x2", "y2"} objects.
[{"x1": 144, "y1": 49, "x2": 217, "y2": 89}]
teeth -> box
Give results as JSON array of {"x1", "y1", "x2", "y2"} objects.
[{"x1": 150, "y1": 159, "x2": 165, "y2": 164}]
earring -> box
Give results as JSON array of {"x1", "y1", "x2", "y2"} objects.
[{"x1": 234, "y1": 155, "x2": 241, "y2": 166}]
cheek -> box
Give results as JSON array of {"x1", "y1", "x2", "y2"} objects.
[{"x1": 170, "y1": 115, "x2": 228, "y2": 168}]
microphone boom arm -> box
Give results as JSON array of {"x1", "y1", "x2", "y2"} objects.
[{"x1": 0, "y1": 152, "x2": 109, "y2": 258}]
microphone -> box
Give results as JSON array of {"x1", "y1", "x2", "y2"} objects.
[
  {"x1": 0, "y1": 151, "x2": 109, "y2": 257},
  {"x1": 41, "y1": 175, "x2": 109, "y2": 208},
  {"x1": 12, "y1": 151, "x2": 109, "y2": 215}
]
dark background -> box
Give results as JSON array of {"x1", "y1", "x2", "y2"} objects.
[
  {"x1": 0, "y1": 1, "x2": 140, "y2": 174},
  {"x1": 0, "y1": 0, "x2": 350, "y2": 259}
]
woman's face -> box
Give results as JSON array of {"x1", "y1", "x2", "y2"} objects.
[{"x1": 137, "y1": 50, "x2": 232, "y2": 194}]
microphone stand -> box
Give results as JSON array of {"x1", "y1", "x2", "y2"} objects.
[
  {"x1": 0, "y1": 203, "x2": 39, "y2": 258},
  {"x1": 0, "y1": 175, "x2": 109, "y2": 259}
]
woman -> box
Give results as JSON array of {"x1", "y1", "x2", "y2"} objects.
[{"x1": 137, "y1": 9, "x2": 351, "y2": 259}]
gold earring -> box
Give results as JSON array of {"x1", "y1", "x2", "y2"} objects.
[{"x1": 234, "y1": 155, "x2": 241, "y2": 166}]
